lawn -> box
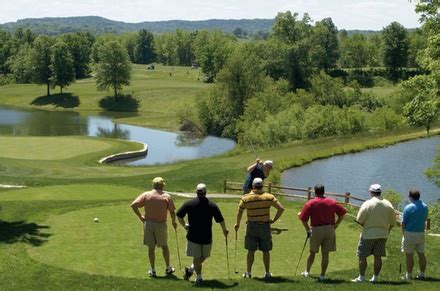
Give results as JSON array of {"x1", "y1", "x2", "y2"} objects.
[
  {"x1": 0, "y1": 65, "x2": 208, "y2": 130},
  {"x1": 1, "y1": 132, "x2": 440, "y2": 290}
]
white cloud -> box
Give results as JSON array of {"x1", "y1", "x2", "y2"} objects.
[{"x1": 0, "y1": 0, "x2": 421, "y2": 29}]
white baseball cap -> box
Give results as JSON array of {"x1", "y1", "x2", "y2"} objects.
[
  {"x1": 368, "y1": 184, "x2": 382, "y2": 193},
  {"x1": 196, "y1": 183, "x2": 207, "y2": 192},
  {"x1": 252, "y1": 178, "x2": 263, "y2": 187}
]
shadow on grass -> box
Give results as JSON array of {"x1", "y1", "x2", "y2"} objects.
[
  {"x1": 31, "y1": 93, "x2": 80, "y2": 108},
  {"x1": 418, "y1": 277, "x2": 440, "y2": 282},
  {"x1": 196, "y1": 279, "x2": 239, "y2": 289},
  {"x1": 317, "y1": 278, "x2": 346, "y2": 284},
  {"x1": 254, "y1": 276, "x2": 297, "y2": 283},
  {"x1": 99, "y1": 94, "x2": 140, "y2": 112},
  {"x1": 271, "y1": 228, "x2": 289, "y2": 235},
  {"x1": 0, "y1": 220, "x2": 51, "y2": 246}
]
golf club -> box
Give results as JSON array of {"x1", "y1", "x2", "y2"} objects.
[
  {"x1": 225, "y1": 236, "x2": 230, "y2": 279},
  {"x1": 294, "y1": 234, "x2": 310, "y2": 275},
  {"x1": 234, "y1": 229, "x2": 238, "y2": 274},
  {"x1": 245, "y1": 135, "x2": 258, "y2": 158},
  {"x1": 174, "y1": 228, "x2": 182, "y2": 270}
]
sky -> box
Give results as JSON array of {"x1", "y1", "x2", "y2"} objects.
[{"x1": 0, "y1": 0, "x2": 422, "y2": 30}]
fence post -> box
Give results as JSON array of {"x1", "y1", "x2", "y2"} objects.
[
  {"x1": 345, "y1": 192, "x2": 350, "y2": 204},
  {"x1": 268, "y1": 182, "x2": 272, "y2": 193},
  {"x1": 223, "y1": 179, "x2": 227, "y2": 193},
  {"x1": 307, "y1": 187, "x2": 312, "y2": 200},
  {"x1": 427, "y1": 218, "x2": 431, "y2": 231}
]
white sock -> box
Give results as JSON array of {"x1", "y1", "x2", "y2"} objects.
[
  {"x1": 371, "y1": 275, "x2": 378, "y2": 281},
  {"x1": 359, "y1": 275, "x2": 365, "y2": 281},
  {"x1": 406, "y1": 272, "x2": 412, "y2": 279}
]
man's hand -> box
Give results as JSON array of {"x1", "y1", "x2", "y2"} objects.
[
  {"x1": 140, "y1": 215, "x2": 146, "y2": 223},
  {"x1": 184, "y1": 223, "x2": 190, "y2": 231},
  {"x1": 255, "y1": 158, "x2": 261, "y2": 164},
  {"x1": 223, "y1": 228, "x2": 229, "y2": 237},
  {"x1": 234, "y1": 223, "x2": 240, "y2": 232},
  {"x1": 307, "y1": 230, "x2": 312, "y2": 238}
]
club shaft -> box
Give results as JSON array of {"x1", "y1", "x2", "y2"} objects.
[
  {"x1": 295, "y1": 236, "x2": 309, "y2": 275},
  {"x1": 175, "y1": 228, "x2": 182, "y2": 270}
]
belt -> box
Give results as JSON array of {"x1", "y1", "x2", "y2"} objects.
[
  {"x1": 313, "y1": 224, "x2": 334, "y2": 227},
  {"x1": 247, "y1": 221, "x2": 270, "y2": 225}
]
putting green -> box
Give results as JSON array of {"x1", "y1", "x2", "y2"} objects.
[
  {"x1": 27, "y1": 202, "x2": 361, "y2": 279},
  {"x1": 0, "y1": 136, "x2": 113, "y2": 160}
]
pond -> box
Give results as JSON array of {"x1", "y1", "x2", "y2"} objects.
[
  {"x1": 0, "y1": 106, "x2": 235, "y2": 165},
  {"x1": 282, "y1": 136, "x2": 440, "y2": 204}
]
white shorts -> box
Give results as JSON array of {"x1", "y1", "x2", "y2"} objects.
[{"x1": 401, "y1": 231, "x2": 425, "y2": 254}]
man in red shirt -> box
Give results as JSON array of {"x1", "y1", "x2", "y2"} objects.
[{"x1": 298, "y1": 184, "x2": 347, "y2": 281}]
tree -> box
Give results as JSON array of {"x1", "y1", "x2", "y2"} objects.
[
  {"x1": 50, "y1": 40, "x2": 75, "y2": 94},
  {"x1": 382, "y1": 22, "x2": 409, "y2": 81},
  {"x1": 403, "y1": 95, "x2": 438, "y2": 134},
  {"x1": 310, "y1": 18, "x2": 339, "y2": 72},
  {"x1": 95, "y1": 41, "x2": 131, "y2": 98},
  {"x1": 63, "y1": 32, "x2": 93, "y2": 79},
  {"x1": 339, "y1": 33, "x2": 375, "y2": 68},
  {"x1": 194, "y1": 30, "x2": 234, "y2": 82},
  {"x1": 134, "y1": 29, "x2": 155, "y2": 64},
  {"x1": 31, "y1": 35, "x2": 54, "y2": 96},
  {"x1": 401, "y1": 75, "x2": 438, "y2": 134},
  {"x1": 271, "y1": 12, "x2": 313, "y2": 90},
  {"x1": 8, "y1": 44, "x2": 33, "y2": 83}
]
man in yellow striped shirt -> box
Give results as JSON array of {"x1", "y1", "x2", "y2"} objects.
[{"x1": 234, "y1": 177, "x2": 285, "y2": 279}]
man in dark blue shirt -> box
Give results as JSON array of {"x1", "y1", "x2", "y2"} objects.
[
  {"x1": 177, "y1": 183, "x2": 229, "y2": 285},
  {"x1": 242, "y1": 159, "x2": 273, "y2": 194}
]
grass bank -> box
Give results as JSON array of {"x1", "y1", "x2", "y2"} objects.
[{"x1": 0, "y1": 65, "x2": 208, "y2": 131}]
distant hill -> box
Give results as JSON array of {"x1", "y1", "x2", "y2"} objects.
[
  {"x1": 0, "y1": 16, "x2": 388, "y2": 36},
  {"x1": 0, "y1": 16, "x2": 275, "y2": 35}
]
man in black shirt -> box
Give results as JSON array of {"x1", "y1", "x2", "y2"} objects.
[{"x1": 177, "y1": 183, "x2": 229, "y2": 285}]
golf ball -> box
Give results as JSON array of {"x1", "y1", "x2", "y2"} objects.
[{"x1": 93, "y1": 217, "x2": 99, "y2": 223}]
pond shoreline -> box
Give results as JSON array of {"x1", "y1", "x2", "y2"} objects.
[{"x1": 280, "y1": 131, "x2": 440, "y2": 203}]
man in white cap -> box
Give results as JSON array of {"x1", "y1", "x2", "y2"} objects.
[
  {"x1": 235, "y1": 177, "x2": 285, "y2": 279},
  {"x1": 131, "y1": 177, "x2": 178, "y2": 277},
  {"x1": 351, "y1": 184, "x2": 396, "y2": 283},
  {"x1": 176, "y1": 183, "x2": 229, "y2": 286},
  {"x1": 242, "y1": 159, "x2": 273, "y2": 194}
]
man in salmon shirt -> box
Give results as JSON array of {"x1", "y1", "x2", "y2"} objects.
[
  {"x1": 131, "y1": 177, "x2": 178, "y2": 277},
  {"x1": 298, "y1": 184, "x2": 347, "y2": 281}
]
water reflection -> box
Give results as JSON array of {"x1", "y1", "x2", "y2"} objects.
[
  {"x1": 0, "y1": 106, "x2": 235, "y2": 165},
  {"x1": 96, "y1": 124, "x2": 130, "y2": 140}
]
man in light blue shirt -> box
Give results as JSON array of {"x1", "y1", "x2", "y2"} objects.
[{"x1": 401, "y1": 188, "x2": 429, "y2": 281}]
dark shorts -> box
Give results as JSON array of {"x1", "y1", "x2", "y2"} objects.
[
  {"x1": 357, "y1": 237, "x2": 387, "y2": 258},
  {"x1": 245, "y1": 222, "x2": 272, "y2": 252}
]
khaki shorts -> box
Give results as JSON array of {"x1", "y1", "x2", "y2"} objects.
[
  {"x1": 310, "y1": 225, "x2": 336, "y2": 253},
  {"x1": 357, "y1": 237, "x2": 387, "y2": 258},
  {"x1": 402, "y1": 231, "x2": 425, "y2": 254},
  {"x1": 245, "y1": 222, "x2": 272, "y2": 252},
  {"x1": 143, "y1": 221, "x2": 168, "y2": 248},
  {"x1": 186, "y1": 240, "x2": 212, "y2": 258}
]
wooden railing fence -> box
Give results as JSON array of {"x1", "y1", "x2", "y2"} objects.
[{"x1": 223, "y1": 179, "x2": 431, "y2": 230}]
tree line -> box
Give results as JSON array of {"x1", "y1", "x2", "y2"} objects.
[{"x1": 0, "y1": 6, "x2": 438, "y2": 139}]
